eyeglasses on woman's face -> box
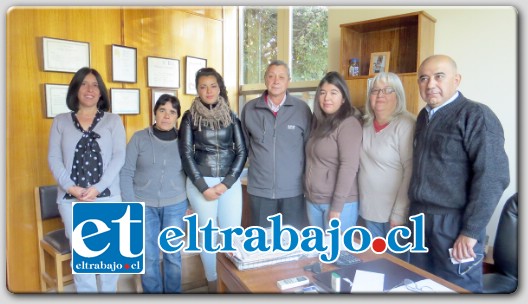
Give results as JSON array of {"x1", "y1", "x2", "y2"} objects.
[{"x1": 370, "y1": 87, "x2": 395, "y2": 96}]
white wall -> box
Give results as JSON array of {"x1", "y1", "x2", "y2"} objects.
[{"x1": 328, "y1": 6, "x2": 517, "y2": 245}]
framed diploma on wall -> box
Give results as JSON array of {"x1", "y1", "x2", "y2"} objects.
[
  {"x1": 185, "y1": 56, "x2": 207, "y2": 95},
  {"x1": 112, "y1": 44, "x2": 137, "y2": 83},
  {"x1": 110, "y1": 88, "x2": 140, "y2": 114},
  {"x1": 147, "y1": 56, "x2": 180, "y2": 89},
  {"x1": 42, "y1": 37, "x2": 90, "y2": 73},
  {"x1": 151, "y1": 88, "x2": 178, "y2": 124},
  {"x1": 45, "y1": 84, "x2": 70, "y2": 118}
]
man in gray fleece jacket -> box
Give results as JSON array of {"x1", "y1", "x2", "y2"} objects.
[
  {"x1": 408, "y1": 55, "x2": 509, "y2": 293},
  {"x1": 241, "y1": 60, "x2": 312, "y2": 229}
]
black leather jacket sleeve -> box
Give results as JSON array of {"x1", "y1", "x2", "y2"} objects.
[
  {"x1": 221, "y1": 115, "x2": 247, "y2": 189},
  {"x1": 179, "y1": 111, "x2": 208, "y2": 192}
]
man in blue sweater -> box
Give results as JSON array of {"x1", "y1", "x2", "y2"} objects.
[{"x1": 408, "y1": 55, "x2": 510, "y2": 293}]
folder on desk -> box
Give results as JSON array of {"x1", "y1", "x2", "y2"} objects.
[{"x1": 313, "y1": 258, "x2": 424, "y2": 293}]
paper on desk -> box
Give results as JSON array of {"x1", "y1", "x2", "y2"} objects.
[
  {"x1": 388, "y1": 279, "x2": 456, "y2": 293},
  {"x1": 231, "y1": 225, "x2": 304, "y2": 262},
  {"x1": 350, "y1": 270, "x2": 385, "y2": 292}
]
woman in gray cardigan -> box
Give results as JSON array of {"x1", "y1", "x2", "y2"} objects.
[
  {"x1": 48, "y1": 67, "x2": 126, "y2": 292},
  {"x1": 304, "y1": 71, "x2": 363, "y2": 231},
  {"x1": 120, "y1": 94, "x2": 188, "y2": 293}
]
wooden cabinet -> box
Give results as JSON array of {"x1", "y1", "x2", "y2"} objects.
[{"x1": 339, "y1": 11, "x2": 436, "y2": 115}]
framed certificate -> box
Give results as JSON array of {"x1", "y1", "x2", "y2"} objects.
[
  {"x1": 147, "y1": 56, "x2": 180, "y2": 88},
  {"x1": 151, "y1": 89, "x2": 178, "y2": 124},
  {"x1": 42, "y1": 37, "x2": 90, "y2": 73},
  {"x1": 185, "y1": 56, "x2": 207, "y2": 95},
  {"x1": 112, "y1": 44, "x2": 137, "y2": 83},
  {"x1": 110, "y1": 88, "x2": 140, "y2": 114},
  {"x1": 45, "y1": 84, "x2": 70, "y2": 118}
]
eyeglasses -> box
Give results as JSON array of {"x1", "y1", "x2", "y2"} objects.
[
  {"x1": 370, "y1": 87, "x2": 395, "y2": 95},
  {"x1": 456, "y1": 253, "x2": 484, "y2": 276},
  {"x1": 387, "y1": 279, "x2": 434, "y2": 293}
]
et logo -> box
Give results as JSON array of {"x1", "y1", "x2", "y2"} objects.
[{"x1": 71, "y1": 202, "x2": 145, "y2": 274}]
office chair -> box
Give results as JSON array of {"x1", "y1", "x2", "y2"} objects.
[
  {"x1": 483, "y1": 193, "x2": 518, "y2": 293},
  {"x1": 34, "y1": 185, "x2": 73, "y2": 292}
]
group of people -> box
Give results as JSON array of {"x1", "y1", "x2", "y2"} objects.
[{"x1": 48, "y1": 54, "x2": 509, "y2": 294}]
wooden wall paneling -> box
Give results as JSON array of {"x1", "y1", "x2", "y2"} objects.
[
  {"x1": 363, "y1": 30, "x2": 397, "y2": 61},
  {"x1": 417, "y1": 12, "x2": 436, "y2": 69},
  {"x1": 122, "y1": 8, "x2": 224, "y2": 140},
  {"x1": 340, "y1": 12, "x2": 434, "y2": 115},
  {"x1": 339, "y1": 28, "x2": 362, "y2": 77},
  {"x1": 397, "y1": 25, "x2": 419, "y2": 74},
  {"x1": 6, "y1": 7, "x2": 122, "y2": 292},
  {"x1": 346, "y1": 74, "x2": 422, "y2": 116},
  {"x1": 181, "y1": 7, "x2": 223, "y2": 20},
  {"x1": 7, "y1": 6, "x2": 231, "y2": 292},
  {"x1": 400, "y1": 73, "x2": 424, "y2": 115},
  {"x1": 346, "y1": 78, "x2": 369, "y2": 112}
]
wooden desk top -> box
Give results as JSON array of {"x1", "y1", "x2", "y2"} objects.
[{"x1": 217, "y1": 250, "x2": 469, "y2": 294}]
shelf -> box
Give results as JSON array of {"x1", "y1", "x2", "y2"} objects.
[
  {"x1": 339, "y1": 11, "x2": 436, "y2": 114},
  {"x1": 344, "y1": 72, "x2": 418, "y2": 81}
]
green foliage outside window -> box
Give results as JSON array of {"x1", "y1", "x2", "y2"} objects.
[
  {"x1": 242, "y1": 7, "x2": 328, "y2": 85},
  {"x1": 291, "y1": 7, "x2": 328, "y2": 82},
  {"x1": 243, "y1": 8, "x2": 278, "y2": 84}
]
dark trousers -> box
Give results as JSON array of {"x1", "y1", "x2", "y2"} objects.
[
  {"x1": 248, "y1": 194, "x2": 307, "y2": 229},
  {"x1": 409, "y1": 210, "x2": 485, "y2": 293}
]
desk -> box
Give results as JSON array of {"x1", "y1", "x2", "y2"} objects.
[{"x1": 217, "y1": 250, "x2": 469, "y2": 293}]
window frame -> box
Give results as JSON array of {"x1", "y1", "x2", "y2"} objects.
[{"x1": 238, "y1": 6, "x2": 324, "y2": 112}]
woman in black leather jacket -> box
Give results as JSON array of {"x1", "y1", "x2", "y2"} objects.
[{"x1": 178, "y1": 67, "x2": 247, "y2": 292}]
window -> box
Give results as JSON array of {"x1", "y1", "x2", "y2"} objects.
[
  {"x1": 291, "y1": 7, "x2": 328, "y2": 82},
  {"x1": 242, "y1": 7, "x2": 278, "y2": 85},
  {"x1": 239, "y1": 6, "x2": 328, "y2": 111}
]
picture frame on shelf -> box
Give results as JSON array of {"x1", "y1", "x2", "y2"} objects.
[
  {"x1": 151, "y1": 89, "x2": 178, "y2": 124},
  {"x1": 44, "y1": 83, "x2": 70, "y2": 118},
  {"x1": 42, "y1": 37, "x2": 90, "y2": 73},
  {"x1": 110, "y1": 88, "x2": 140, "y2": 114},
  {"x1": 112, "y1": 44, "x2": 137, "y2": 83},
  {"x1": 147, "y1": 56, "x2": 180, "y2": 88},
  {"x1": 368, "y1": 51, "x2": 390, "y2": 76},
  {"x1": 185, "y1": 56, "x2": 207, "y2": 95}
]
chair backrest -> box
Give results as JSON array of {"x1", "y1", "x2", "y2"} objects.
[
  {"x1": 35, "y1": 185, "x2": 60, "y2": 241},
  {"x1": 493, "y1": 193, "x2": 518, "y2": 279},
  {"x1": 37, "y1": 185, "x2": 59, "y2": 220}
]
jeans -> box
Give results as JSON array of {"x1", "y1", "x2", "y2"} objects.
[
  {"x1": 364, "y1": 219, "x2": 410, "y2": 262},
  {"x1": 408, "y1": 211, "x2": 485, "y2": 292},
  {"x1": 186, "y1": 177, "x2": 242, "y2": 282},
  {"x1": 306, "y1": 200, "x2": 358, "y2": 231},
  {"x1": 249, "y1": 194, "x2": 306, "y2": 229},
  {"x1": 58, "y1": 197, "x2": 121, "y2": 293},
  {"x1": 142, "y1": 200, "x2": 188, "y2": 293}
]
